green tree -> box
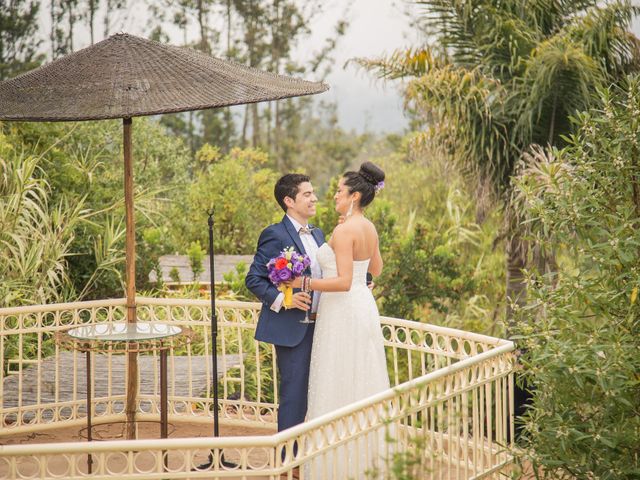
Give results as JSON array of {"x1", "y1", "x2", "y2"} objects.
[
  {"x1": 42, "y1": 0, "x2": 127, "y2": 57},
  {"x1": 142, "y1": 226, "x2": 167, "y2": 290},
  {"x1": 0, "y1": 0, "x2": 44, "y2": 80},
  {"x1": 187, "y1": 241, "x2": 205, "y2": 282},
  {"x1": 313, "y1": 175, "x2": 340, "y2": 235},
  {"x1": 171, "y1": 145, "x2": 280, "y2": 254},
  {"x1": 169, "y1": 266, "x2": 181, "y2": 284},
  {"x1": 0, "y1": 127, "x2": 135, "y2": 306},
  {"x1": 102, "y1": 0, "x2": 127, "y2": 38},
  {"x1": 48, "y1": 0, "x2": 79, "y2": 57},
  {"x1": 312, "y1": 137, "x2": 504, "y2": 333},
  {"x1": 11, "y1": 117, "x2": 191, "y2": 298},
  {"x1": 378, "y1": 222, "x2": 475, "y2": 320},
  {"x1": 513, "y1": 77, "x2": 640, "y2": 479},
  {"x1": 221, "y1": 262, "x2": 253, "y2": 300},
  {"x1": 358, "y1": 0, "x2": 640, "y2": 321}
]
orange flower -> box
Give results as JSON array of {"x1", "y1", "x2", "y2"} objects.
[{"x1": 275, "y1": 258, "x2": 288, "y2": 270}]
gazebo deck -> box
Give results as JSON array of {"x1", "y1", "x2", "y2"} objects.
[
  {"x1": 2, "y1": 352, "x2": 242, "y2": 416},
  {"x1": 0, "y1": 297, "x2": 516, "y2": 479}
]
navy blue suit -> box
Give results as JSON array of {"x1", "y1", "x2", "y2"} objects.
[{"x1": 245, "y1": 215, "x2": 324, "y2": 432}]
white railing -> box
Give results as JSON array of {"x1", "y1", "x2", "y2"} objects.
[{"x1": 0, "y1": 297, "x2": 515, "y2": 479}]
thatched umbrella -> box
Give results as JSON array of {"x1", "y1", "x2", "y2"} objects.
[{"x1": 0, "y1": 33, "x2": 328, "y2": 439}]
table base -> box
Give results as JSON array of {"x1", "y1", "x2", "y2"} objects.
[{"x1": 83, "y1": 349, "x2": 171, "y2": 473}]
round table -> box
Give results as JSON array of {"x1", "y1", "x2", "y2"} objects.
[{"x1": 56, "y1": 322, "x2": 190, "y2": 472}]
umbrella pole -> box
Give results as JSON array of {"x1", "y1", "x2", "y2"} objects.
[{"x1": 123, "y1": 117, "x2": 138, "y2": 440}]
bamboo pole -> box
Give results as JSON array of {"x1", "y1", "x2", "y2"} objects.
[{"x1": 123, "y1": 117, "x2": 138, "y2": 440}]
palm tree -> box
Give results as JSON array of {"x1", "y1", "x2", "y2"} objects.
[{"x1": 358, "y1": 0, "x2": 640, "y2": 322}]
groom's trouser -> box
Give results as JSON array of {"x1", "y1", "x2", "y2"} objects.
[{"x1": 274, "y1": 324, "x2": 315, "y2": 433}]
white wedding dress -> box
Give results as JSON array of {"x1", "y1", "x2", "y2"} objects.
[{"x1": 305, "y1": 243, "x2": 391, "y2": 479}]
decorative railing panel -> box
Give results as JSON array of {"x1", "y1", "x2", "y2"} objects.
[{"x1": 0, "y1": 298, "x2": 515, "y2": 479}]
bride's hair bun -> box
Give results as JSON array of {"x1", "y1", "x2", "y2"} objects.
[
  {"x1": 358, "y1": 162, "x2": 385, "y2": 186},
  {"x1": 343, "y1": 161, "x2": 386, "y2": 208}
]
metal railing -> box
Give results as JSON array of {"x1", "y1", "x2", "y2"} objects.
[{"x1": 0, "y1": 297, "x2": 515, "y2": 479}]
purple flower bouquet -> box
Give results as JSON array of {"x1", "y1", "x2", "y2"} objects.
[{"x1": 267, "y1": 247, "x2": 311, "y2": 308}]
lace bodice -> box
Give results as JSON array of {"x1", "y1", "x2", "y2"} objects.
[{"x1": 316, "y1": 242, "x2": 370, "y2": 286}]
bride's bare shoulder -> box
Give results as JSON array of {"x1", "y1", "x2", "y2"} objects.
[
  {"x1": 328, "y1": 222, "x2": 355, "y2": 242},
  {"x1": 346, "y1": 217, "x2": 377, "y2": 235},
  {"x1": 330, "y1": 223, "x2": 348, "y2": 237},
  {"x1": 334, "y1": 218, "x2": 375, "y2": 236},
  {"x1": 363, "y1": 217, "x2": 377, "y2": 230}
]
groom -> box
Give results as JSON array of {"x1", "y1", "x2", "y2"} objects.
[{"x1": 245, "y1": 173, "x2": 325, "y2": 433}]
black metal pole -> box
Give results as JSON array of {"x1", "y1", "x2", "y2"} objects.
[
  {"x1": 86, "y1": 350, "x2": 93, "y2": 473},
  {"x1": 195, "y1": 210, "x2": 236, "y2": 471},
  {"x1": 207, "y1": 209, "x2": 221, "y2": 438}
]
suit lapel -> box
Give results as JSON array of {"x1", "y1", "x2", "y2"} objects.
[
  {"x1": 282, "y1": 215, "x2": 306, "y2": 255},
  {"x1": 310, "y1": 225, "x2": 324, "y2": 247}
]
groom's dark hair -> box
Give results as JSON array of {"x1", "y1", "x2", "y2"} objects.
[{"x1": 274, "y1": 173, "x2": 310, "y2": 212}]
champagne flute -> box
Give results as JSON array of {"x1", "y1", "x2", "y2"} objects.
[{"x1": 299, "y1": 274, "x2": 314, "y2": 324}]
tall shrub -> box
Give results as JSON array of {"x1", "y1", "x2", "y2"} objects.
[
  {"x1": 0, "y1": 134, "x2": 82, "y2": 306},
  {"x1": 513, "y1": 77, "x2": 640, "y2": 478}
]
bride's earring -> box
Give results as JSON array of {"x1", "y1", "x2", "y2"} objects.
[{"x1": 346, "y1": 199, "x2": 354, "y2": 217}]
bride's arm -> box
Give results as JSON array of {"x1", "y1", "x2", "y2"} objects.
[
  {"x1": 368, "y1": 232, "x2": 383, "y2": 277},
  {"x1": 294, "y1": 226, "x2": 354, "y2": 292}
]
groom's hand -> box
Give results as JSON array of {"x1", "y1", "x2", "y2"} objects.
[
  {"x1": 366, "y1": 273, "x2": 375, "y2": 290},
  {"x1": 290, "y1": 292, "x2": 312, "y2": 311}
]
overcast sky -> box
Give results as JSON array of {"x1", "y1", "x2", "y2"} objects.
[
  {"x1": 36, "y1": 0, "x2": 417, "y2": 135},
  {"x1": 36, "y1": 2, "x2": 640, "y2": 135},
  {"x1": 308, "y1": 0, "x2": 419, "y2": 134}
]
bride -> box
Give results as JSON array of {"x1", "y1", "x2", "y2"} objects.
[{"x1": 292, "y1": 161, "x2": 391, "y2": 479}]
